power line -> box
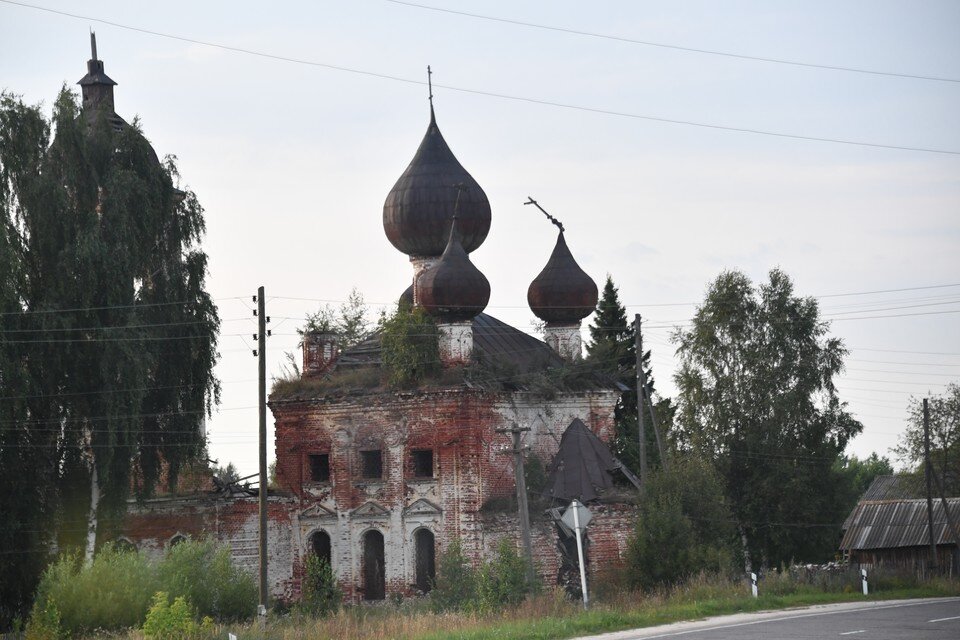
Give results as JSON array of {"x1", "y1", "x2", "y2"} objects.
[
  {"x1": 381, "y1": 0, "x2": 960, "y2": 84},
  {"x1": 2, "y1": 0, "x2": 958, "y2": 156}
]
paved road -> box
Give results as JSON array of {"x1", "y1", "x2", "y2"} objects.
[{"x1": 575, "y1": 597, "x2": 960, "y2": 640}]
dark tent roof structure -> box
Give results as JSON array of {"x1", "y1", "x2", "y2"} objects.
[{"x1": 544, "y1": 418, "x2": 618, "y2": 502}]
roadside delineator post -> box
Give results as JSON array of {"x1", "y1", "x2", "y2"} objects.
[
  {"x1": 750, "y1": 572, "x2": 758, "y2": 598},
  {"x1": 861, "y1": 569, "x2": 868, "y2": 596}
]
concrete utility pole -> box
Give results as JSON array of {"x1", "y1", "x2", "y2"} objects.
[
  {"x1": 634, "y1": 314, "x2": 648, "y2": 486},
  {"x1": 497, "y1": 424, "x2": 536, "y2": 588},
  {"x1": 257, "y1": 286, "x2": 269, "y2": 611},
  {"x1": 924, "y1": 398, "x2": 938, "y2": 570}
]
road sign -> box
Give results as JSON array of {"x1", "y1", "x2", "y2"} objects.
[{"x1": 562, "y1": 501, "x2": 592, "y2": 531}]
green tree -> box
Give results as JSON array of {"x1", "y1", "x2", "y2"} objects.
[
  {"x1": 0, "y1": 88, "x2": 218, "y2": 617},
  {"x1": 585, "y1": 275, "x2": 660, "y2": 474},
  {"x1": 380, "y1": 304, "x2": 439, "y2": 386},
  {"x1": 835, "y1": 452, "x2": 894, "y2": 515},
  {"x1": 429, "y1": 538, "x2": 476, "y2": 613},
  {"x1": 298, "y1": 286, "x2": 370, "y2": 349},
  {"x1": 894, "y1": 383, "x2": 960, "y2": 495},
  {"x1": 673, "y1": 269, "x2": 861, "y2": 568}
]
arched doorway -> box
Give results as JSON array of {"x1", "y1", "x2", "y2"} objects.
[
  {"x1": 362, "y1": 530, "x2": 385, "y2": 601},
  {"x1": 310, "y1": 530, "x2": 332, "y2": 566},
  {"x1": 414, "y1": 529, "x2": 436, "y2": 593}
]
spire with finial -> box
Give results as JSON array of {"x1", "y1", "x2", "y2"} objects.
[
  {"x1": 78, "y1": 31, "x2": 117, "y2": 114},
  {"x1": 427, "y1": 65, "x2": 435, "y2": 122}
]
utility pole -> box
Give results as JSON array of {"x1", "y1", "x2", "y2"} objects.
[
  {"x1": 924, "y1": 398, "x2": 938, "y2": 570},
  {"x1": 497, "y1": 424, "x2": 536, "y2": 588},
  {"x1": 634, "y1": 314, "x2": 648, "y2": 486},
  {"x1": 635, "y1": 314, "x2": 668, "y2": 472},
  {"x1": 256, "y1": 286, "x2": 269, "y2": 613}
]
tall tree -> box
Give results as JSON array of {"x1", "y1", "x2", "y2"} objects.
[
  {"x1": 673, "y1": 269, "x2": 861, "y2": 567},
  {"x1": 0, "y1": 88, "x2": 219, "y2": 614},
  {"x1": 894, "y1": 383, "x2": 960, "y2": 495},
  {"x1": 586, "y1": 275, "x2": 659, "y2": 474}
]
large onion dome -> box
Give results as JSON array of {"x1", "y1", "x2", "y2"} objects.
[
  {"x1": 418, "y1": 217, "x2": 490, "y2": 322},
  {"x1": 383, "y1": 108, "x2": 491, "y2": 257},
  {"x1": 528, "y1": 231, "x2": 598, "y2": 324}
]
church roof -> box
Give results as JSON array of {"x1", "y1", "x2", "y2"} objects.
[
  {"x1": 528, "y1": 231, "x2": 598, "y2": 324},
  {"x1": 418, "y1": 216, "x2": 490, "y2": 323},
  {"x1": 544, "y1": 418, "x2": 618, "y2": 502}
]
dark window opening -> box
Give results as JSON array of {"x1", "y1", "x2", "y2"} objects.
[
  {"x1": 411, "y1": 449, "x2": 434, "y2": 478},
  {"x1": 414, "y1": 529, "x2": 436, "y2": 593},
  {"x1": 114, "y1": 538, "x2": 136, "y2": 553},
  {"x1": 311, "y1": 530, "x2": 332, "y2": 566},
  {"x1": 308, "y1": 454, "x2": 330, "y2": 482},
  {"x1": 362, "y1": 530, "x2": 386, "y2": 601},
  {"x1": 360, "y1": 450, "x2": 383, "y2": 479},
  {"x1": 170, "y1": 534, "x2": 187, "y2": 548}
]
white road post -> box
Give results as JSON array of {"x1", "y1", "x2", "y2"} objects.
[
  {"x1": 572, "y1": 500, "x2": 589, "y2": 609},
  {"x1": 861, "y1": 569, "x2": 868, "y2": 596},
  {"x1": 750, "y1": 572, "x2": 758, "y2": 598}
]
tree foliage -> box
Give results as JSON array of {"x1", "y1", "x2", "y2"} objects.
[
  {"x1": 299, "y1": 286, "x2": 370, "y2": 349},
  {"x1": 379, "y1": 304, "x2": 440, "y2": 386},
  {"x1": 0, "y1": 90, "x2": 218, "y2": 625},
  {"x1": 673, "y1": 269, "x2": 861, "y2": 567},
  {"x1": 894, "y1": 383, "x2": 960, "y2": 495}
]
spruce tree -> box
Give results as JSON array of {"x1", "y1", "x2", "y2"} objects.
[{"x1": 586, "y1": 275, "x2": 658, "y2": 475}]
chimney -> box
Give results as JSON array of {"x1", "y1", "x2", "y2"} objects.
[{"x1": 302, "y1": 332, "x2": 339, "y2": 378}]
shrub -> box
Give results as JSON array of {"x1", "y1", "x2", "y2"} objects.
[
  {"x1": 429, "y1": 539, "x2": 476, "y2": 612},
  {"x1": 142, "y1": 592, "x2": 213, "y2": 640},
  {"x1": 24, "y1": 598, "x2": 61, "y2": 640},
  {"x1": 300, "y1": 555, "x2": 341, "y2": 617},
  {"x1": 474, "y1": 539, "x2": 537, "y2": 612},
  {"x1": 156, "y1": 539, "x2": 257, "y2": 621},
  {"x1": 380, "y1": 305, "x2": 439, "y2": 386},
  {"x1": 32, "y1": 546, "x2": 156, "y2": 634}
]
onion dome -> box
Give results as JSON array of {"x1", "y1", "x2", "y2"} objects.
[
  {"x1": 528, "y1": 231, "x2": 598, "y2": 324},
  {"x1": 399, "y1": 283, "x2": 414, "y2": 308},
  {"x1": 418, "y1": 217, "x2": 490, "y2": 322},
  {"x1": 383, "y1": 107, "x2": 491, "y2": 257}
]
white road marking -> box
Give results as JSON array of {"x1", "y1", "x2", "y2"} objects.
[
  {"x1": 839, "y1": 631, "x2": 866, "y2": 636},
  {"x1": 929, "y1": 615, "x2": 960, "y2": 623}
]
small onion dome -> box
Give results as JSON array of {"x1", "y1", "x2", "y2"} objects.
[
  {"x1": 418, "y1": 217, "x2": 490, "y2": 322},
  {"x1": 399, "y1": 283, "x2": 414, "y2": 308},
  {"x1": 528, "y1": 231, "x2": 598, "y2": 324},
  {"x1": 383, "y1": 109, "x2": 491, "y2": 257}
]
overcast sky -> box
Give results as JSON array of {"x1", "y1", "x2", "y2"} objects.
[{"x1": 2, "y1": 0, "x2": 958, "y2": 477}]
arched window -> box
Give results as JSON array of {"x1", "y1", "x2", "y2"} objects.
[
  {"x1": 114, "y1": 537, "x2": 136, "y2": 553},
  {"x1": 414, "y1": 529, "x2": 436, "y2": 594},
  {"x1": 310, "y1": 530, "x2": 332, "y2": 567},
  {"x1": 169, "y1": 534, "x2": 187, "y2": 548},
  {"x1": 362, "y1": 530, "x2": 385, "y2": 601}
]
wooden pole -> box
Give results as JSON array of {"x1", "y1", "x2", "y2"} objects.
[
  {"x1": 924, "y1": 398, "x2": 939, "y2": 570},
  {"x1": 257, "y1": 286, "x2": 269, "y2": 612},
  {"x1": 498, "y1": 425, "x2": 536, "y2": 587}
]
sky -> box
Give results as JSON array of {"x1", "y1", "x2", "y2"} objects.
[{"x1": 1, "y1": 0, "x2": 958, "y2": 477}]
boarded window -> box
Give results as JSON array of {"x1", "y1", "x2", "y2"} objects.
[
  {"x1": 411, "y1": 449, "x2": 434, "y2": 478},
  {"x1": 360, "y1": 450, "x2": 383, "y2": 479},
  {"x1": 362, "y1": 530, "x2": 385, "y2": 601},
  {"x1": 308, "y1": 454, "x2": 330, "y2": 482},
  {"x1": 311, "y1": 530, "x2": 332, "y2": 566},
  {"x1": 414, "y1": 529, "x2": 436, "y2": 593}
]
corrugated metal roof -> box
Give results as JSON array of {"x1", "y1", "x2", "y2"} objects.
[
  {"x1": 862, "y1": 474, "x2": 925, "y2": 501},
  {"x1": 839, "y1": 498, "x2": 960, "y2": 551}
]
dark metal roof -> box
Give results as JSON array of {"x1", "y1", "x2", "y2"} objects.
[
  {"x1": 862, "y1": 474, "x2": 925, "y2": 501},
  {"x1": 839, "y1": 498, "x2": 960, "y2": 551},
  {"x1": 528, "y1": 231, "x2": 599, "y2": 324},
  {"x1": 544, "y1": 418, "x2": 618, "y2": 502},
  {"x1": 418, "y1": 218, "x2": 490, "y2": 322},
  {"x1": 382, "y1": 109, "x2": 491, "y2": 257}
]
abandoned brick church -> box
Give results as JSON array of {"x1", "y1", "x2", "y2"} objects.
[{"x1": 106, "y1": 42, "x2": 639, "y2": 602}]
